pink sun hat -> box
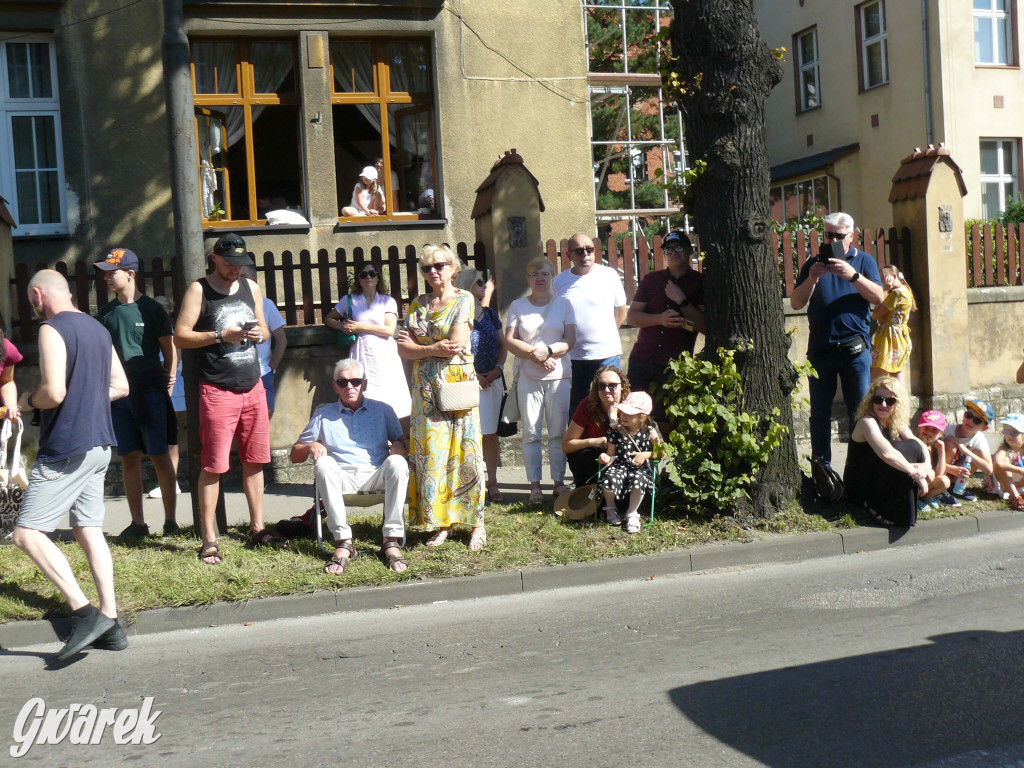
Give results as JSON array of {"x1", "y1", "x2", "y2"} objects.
[
  {"x1": 917, "y1": 410, "x2": 947, "y2": 430},
  {"x1": 617, "y1": 391, "x2": 653, "y2": 416}
]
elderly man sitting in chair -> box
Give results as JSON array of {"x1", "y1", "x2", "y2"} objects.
[{"x1": 290, "y1": 358, "x2": 410, "y2": 573}]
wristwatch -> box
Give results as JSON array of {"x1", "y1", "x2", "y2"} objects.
[
  {"x1": 545, "y1": 343, "x2": 554, "y2": 358},
  {"x1": 849, "y1": 272, "x2": 861, "y2": 283}
]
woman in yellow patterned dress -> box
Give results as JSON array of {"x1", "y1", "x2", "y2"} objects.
[
  {"x1": 870, "y1": 265, "x2": 917, "y2": 386},
  {"x1": 397, "y1": 245, "x2": 486, "y2": 550}
]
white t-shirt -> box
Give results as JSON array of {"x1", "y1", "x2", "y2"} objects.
[
  {"x1": 943, "y1": 423, "x2": 991, "y2": 462},
  {"x1": 507, "y1": 295, "x2": 576, "y2": 381},
  {"x1": 257, "y1": 298, "x2": 286, "y2": 376},
  {"x1": 553, "y1": 263, "x2": 626, "y2": 360}
]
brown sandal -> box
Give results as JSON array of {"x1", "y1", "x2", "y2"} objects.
[
  {"x1": 324, "y1": 541, "x2": 356, "y2": 575},
  {"x1": 380, "y1": 542, "x2": 408, "y2": 571},
  {"x1": 198, "y1": 542, "x2": 222, "y2": 565}
]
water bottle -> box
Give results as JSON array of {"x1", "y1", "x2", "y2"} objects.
[{"x1": 952, "y1": 454, "x2": 972, "y2": 495}]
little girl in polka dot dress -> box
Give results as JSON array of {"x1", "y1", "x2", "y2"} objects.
[{"x1": 598, "y1": 391, "x2": 659, "y2": 534}]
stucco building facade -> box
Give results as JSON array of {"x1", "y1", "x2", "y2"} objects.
[
  {"x1": 755, "y1": 0, "x2": 1024, "y2": 229},
  {"x1": 0, "y1": 0, "x2": 595, "y2": 272}
]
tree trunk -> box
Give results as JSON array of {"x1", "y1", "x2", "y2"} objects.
[{"x1": 670, "y1": 0, "x2": 800, "y2": 517}]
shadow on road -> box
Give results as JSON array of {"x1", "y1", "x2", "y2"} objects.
[{"x1": 669, "y1": 629, "x2": 1024, "y2": 767}]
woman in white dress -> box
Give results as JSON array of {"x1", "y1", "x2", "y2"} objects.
[{"x1": 324, "y1": 266, "x2": 411, "y2": 419}]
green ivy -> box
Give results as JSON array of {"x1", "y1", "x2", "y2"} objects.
[{"x1": 657, "y1": 346, "x2": 789, "y2": 514}]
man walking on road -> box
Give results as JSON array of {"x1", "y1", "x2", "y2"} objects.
[
  {"x1": 790, "y1": 212, "x2": 884, "y2": 464},
  {"x1": 95, "y1": 248, "x2": 180, "y2": 539},
  {"x1": 13, "y1": 270, "x2": 130, "y2": 659},
  {"x1": 174, "y1": 233, "x2": 279, "y2": 565},
  {"x1": 554, "y1": 232, "x2": 627, "y2": 417}
]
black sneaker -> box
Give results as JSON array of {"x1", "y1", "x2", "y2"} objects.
[
  {"x1": 937, "y1": 491, "x2": 962, "y2": 507},
  {"x1": 162, "y1": 520, "x2": 180, "y2": 536},
  {"x1": 89, "y1": 620, "x2": 128, "y2": 651},
  {"x1": 54, "y1": 606, "x2": 115, "y2": 660},
  {"x1": 118, "y1": 521, "x2": 150, "y2": 541},
  {"x1": 953, "y1": 489, "x2": 977, "y2": 503}
]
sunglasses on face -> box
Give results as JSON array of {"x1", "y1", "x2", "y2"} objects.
[
  {"x1": 597, "y1": 381, "x2": 621, "y2": 391},
  {"x1": 335, "y1": 377, "x2": 365, "y2": 388},
  {"x1": 664, "y1": 244, "x2": 687, "y2": 253},
  {"x1": 571, "y1": 246, "x2": 596, "y2": 256},
  {"x1": 1003, "y1": 428, "x2": 1021, "y2": 437},
  {"x1": 824, "y1": 231, "x2": 849, "y2": 241},
  {"x1": 964, "y1": 411, "x2": 987, "y2": 425},
  {"x1": 872, "y1": 395, "x2": 897, "y2": 407},
  {"x1": 358, "y1": 270, "x2": 377, "y2": 279},
  {"x1": 420, "y1": 262, "x2": 450, "y2": 274}
]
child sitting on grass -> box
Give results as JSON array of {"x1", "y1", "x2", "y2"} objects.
[
  {"x1": 992, "y1": 413, "x2": 1024, "y2": 511},
  {"x1": 915, "y1": 410, "x2": 949, "y2": 512},
  {"x1": 941, "y1": 399, "x2": 994, "y2": 506},
  {"x1": 599, "y1": 391, "x2": 659, "y2": 534}
]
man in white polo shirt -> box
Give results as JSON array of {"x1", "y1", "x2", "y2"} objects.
[{"x1": 553, "y1": 232, "x2": 627, "y2": 417}]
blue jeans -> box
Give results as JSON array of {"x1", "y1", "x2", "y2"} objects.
[
  {"x1": 569, "y1": 355, "x2": 621, "y2": 423},
  {"x1": 807, "y1": 344, "x2": 871, "y2": 463}
]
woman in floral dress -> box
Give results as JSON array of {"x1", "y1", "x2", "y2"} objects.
[
  {"x1": 397, "y1": 245, "x2": 486, "y2": 550},
  {"x1": 870, "y1": 265, "x2": 917, "y2": 386}
]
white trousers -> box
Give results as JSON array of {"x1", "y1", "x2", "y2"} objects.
[
  {"x1": 314, "y1": 454, "x2": 409, "y2": 542},
  {"x1": 518, "y1": 376, "x2": 570, "y2": 483}
]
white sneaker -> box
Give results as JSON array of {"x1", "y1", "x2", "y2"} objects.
[{"x1": 148, "y1": 483, "x2": 181, "y2": 499}]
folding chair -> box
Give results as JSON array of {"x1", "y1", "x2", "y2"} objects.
[{"x1": 312, "y1": 482, "x2": 387, "y2": 553}]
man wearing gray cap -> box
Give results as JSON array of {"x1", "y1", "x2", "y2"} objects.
[{"x1": 174, "y1": 233, "x2": 278, "y2": 564}]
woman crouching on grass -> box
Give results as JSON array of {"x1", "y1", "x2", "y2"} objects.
[{"x1": 844, "y1": 376, "x2": 932, "y2": 528}]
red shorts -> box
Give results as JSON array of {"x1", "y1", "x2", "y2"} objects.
[{"x1": 199, "y1": 381, "x2": 271, "y2": 474}]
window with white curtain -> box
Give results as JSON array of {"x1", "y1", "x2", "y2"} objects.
[
  {"x1": 330, "y1": 40, "x2": 437, "y2": 220},
  {"x1": 974, "y1": 0, "x2": 1013, "y2": 65},
  {"x1": 796, "y1": 29, "x2": 820, "y2": 111},
  {"x1": 980, "y1": 138, "x2": 1019, "y2": 219},
  {"x1": 0, "y1": 36, "x2": 67, "y2": 236},
  {"x1": 859, "y1": 1, "x2": 888, "y2": 89},
  {"x1": 191, "y1": 39, "x2": 302, "y2": 225}
]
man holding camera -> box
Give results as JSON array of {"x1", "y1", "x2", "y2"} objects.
[
  {"x1": 790, "y1": 212, "x2": 884, "y2": 464},
  {"x1": 174, "y1": 233, "x2": 276, "y2": 564}
]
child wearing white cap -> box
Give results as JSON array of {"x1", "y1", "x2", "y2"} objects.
[
  {"x1": 598, "y1": 391, "x2": 659, "y2": 534},
  {"x1": 341, "y1": 166, "x2": 382, "y2": 217},
  {"x1": 993, "y1": 413, "x2": 1024, "y2": 510}
]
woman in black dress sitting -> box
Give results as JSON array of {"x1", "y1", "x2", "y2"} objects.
[{"x1": 845, "y1": 375, "x2": 933, "y2": 527}]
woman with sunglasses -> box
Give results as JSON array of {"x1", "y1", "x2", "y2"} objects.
[
  {"x1": 844, "y1": 376, "x2": 933, "y2": 527},
  {"x1": 506, "y1": 255, "x2": 576, "y2": 504},
  {"x1": 325, "y1": 265, "x2": 410, "y2": 420},
  {"x1": 456, "y1": 266, "x2": 507, "y2": 503},
  {"x1": 397, "y1": 245, "x2": 486, "y2": 550},
  {"x1": 562, "y1": 365, "x2": 630, "y2": 491}
]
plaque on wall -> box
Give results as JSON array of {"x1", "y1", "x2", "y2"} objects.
[
  {"x1": 938, "y1": 205, "x2": 953, "y2": 233},
  {"x1": 508, "y1": 217, "x2": 527, "y2": 248}
]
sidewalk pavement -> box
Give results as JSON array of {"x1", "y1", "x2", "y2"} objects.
[{"x1": 47, "y1": 436, "x2": 1024, "y2": 655}]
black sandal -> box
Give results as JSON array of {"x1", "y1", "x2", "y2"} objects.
[
  {"x1": 198, "y1": 542, "x2": 222, "y2": 565},
  {"x1": 324, "y1": 541, "x2": 356, "y2": 575},
  {"x1": 248, "y1": 528, "x2": 288, "y2": 550},
  {"x1": 380, "y1": 542, "x2": 408, "y2": 571},
  {"x1": 864, "y1": 502, "x2": 894, "y2": 527}
]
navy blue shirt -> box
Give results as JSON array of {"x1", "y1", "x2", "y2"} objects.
[
  {"x1": 38, "y1": 312, "x2": 117, "y2": 462},
  {"x1": 795, "y1": 246, "x2": 881, "y2": 355}
]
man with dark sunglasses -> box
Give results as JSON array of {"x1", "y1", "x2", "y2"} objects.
[
  {"x1": 626, "y1": 230, "x2": 705, "y2": 428},
  {"x1": 553, "y1": 232, "x2": 627, "y2": 418},
  {"x1": 290, "y1": 358, "x2": 410, "y2": 573},
  {"x1": 174, "y1": 233, "x2": 277, "y2": 564},
  {"x1": 790, "y1": 211, "x2": 884, "y2": 464}
]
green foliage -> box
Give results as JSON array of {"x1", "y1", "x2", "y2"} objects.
[
  {"x1": 768, "y1": 210, "x2": 824, "y2": 234},
  {"x1": 658, "y1": 346, "x2": 789, "y2": 514},
  {"x1": 1001, "y1": 196, "x2": 1024, "y2": 226}
]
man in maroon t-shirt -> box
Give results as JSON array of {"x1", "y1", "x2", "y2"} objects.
[{"x1": 625, "y1": 231, "x2": 705, "y2": 424}]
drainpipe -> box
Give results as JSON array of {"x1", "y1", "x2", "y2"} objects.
[{"x1": 921, "y1": 0, "x2": 934, "y2": 145}]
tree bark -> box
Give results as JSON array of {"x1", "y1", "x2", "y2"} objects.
[{"x1": 670, "y1": 0, "x2": 800, "y2": 517}]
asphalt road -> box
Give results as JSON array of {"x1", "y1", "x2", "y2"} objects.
[{"x1": 4, "y1": 531, "x2": 1024, "y2": 767}]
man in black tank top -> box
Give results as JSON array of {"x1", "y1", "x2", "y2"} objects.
[
  {"x1": 14, "y1": 270, "x2": 131, "y2": 659},
  {"x1": 175, "y1": 234, "x2": 282, "y2": 564}
]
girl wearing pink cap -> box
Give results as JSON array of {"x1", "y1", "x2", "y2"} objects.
[
  {"x1": 598, "y1": 391, "x2": 659, "y2": 534},
  {"x1": 915, "y1": 410, "x2": 949, "y2": 512}
]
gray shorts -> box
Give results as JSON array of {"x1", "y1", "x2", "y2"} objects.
[{"x1": 16, "y1": 446, "x2": 111, "y2": 532}]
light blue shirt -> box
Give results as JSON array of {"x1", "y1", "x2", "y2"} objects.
[{"x1": 297, "y1": 397, "x2": 402, "y2": 467}]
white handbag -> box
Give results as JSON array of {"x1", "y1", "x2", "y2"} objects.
[
  {"x1": 434, "y1": 357, "x2": 480, "y2": 412},
  {"x1": 0, "y1": 418, "x2": 28, "y2": 543}
]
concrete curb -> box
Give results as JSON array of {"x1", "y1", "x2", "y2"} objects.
[{"x1": 5, "y1": 509, "x2": 1024, "y2": 650}]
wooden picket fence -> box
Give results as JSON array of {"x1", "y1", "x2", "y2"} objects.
[
  {"x1": 772, "y1": 227, "x2": 912, "y2": 296},
  {"x1": 966, "y1": 222, "x2": 1024, "y2": 287}
]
